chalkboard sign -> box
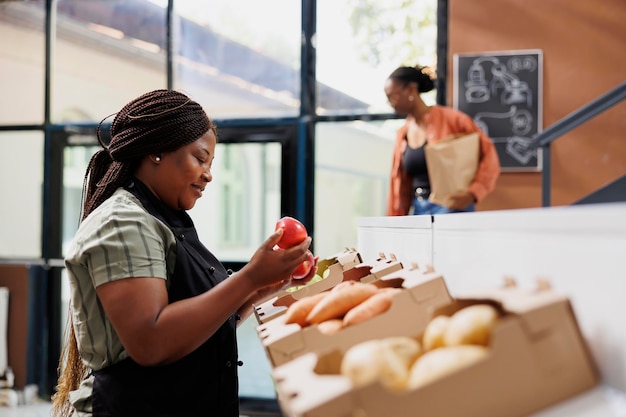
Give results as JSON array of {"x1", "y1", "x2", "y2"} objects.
[{"x1": 453, "y1": 50, "x2": 543, "y2": 171}]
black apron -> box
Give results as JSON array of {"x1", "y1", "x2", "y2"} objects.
[{"x1": 92, "y1": 179, "x2": 240, "y2": 417}]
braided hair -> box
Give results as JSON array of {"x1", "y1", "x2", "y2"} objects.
[
  {"x1": 82, "y1": 89, "x2": 215, "y2": 220},
  {"x1": 388, "y1": 65, "x2": 436, "y2": 93},
  {"x1": 52, "y1": 89, "x2": 215, "y2": 417}
]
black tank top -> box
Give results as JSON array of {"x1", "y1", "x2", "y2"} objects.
[{"x1": 403, "y1": 143, "x2": 430, "y2": 189}]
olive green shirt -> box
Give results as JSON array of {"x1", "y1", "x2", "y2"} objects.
[{"x1": 64, "y1": 188, "x2": 177, "y2": 415}]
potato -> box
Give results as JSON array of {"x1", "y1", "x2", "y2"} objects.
[
  {"x1": 341, "y1": 337, "x2": 421, "y2": 391},
  {"x1": 380, "y1": 336, "x2": 422, "y2": 366},
  {"x1": 341, "y1": 341, "x2": 388, "y2": 388},
  {"x1": 422, "y1": 315, "x2": 450, "y2": 351},
  {"x1": 407, "y1": 345, "x2": 488, "y2": 389},
  {"x1": 443, "y1": 304, "x2": 499, "y2": 346}
]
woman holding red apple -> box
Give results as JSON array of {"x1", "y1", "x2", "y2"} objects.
[{"x1": 53, "y1": 89, "x2": 317, "y2": 417}]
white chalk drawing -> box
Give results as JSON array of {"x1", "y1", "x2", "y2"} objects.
[
  {"x1": 474, "y1": 106, "x2": 532, "y2": 136},
  {"x1": 464, "y1": 57, "x2": 498, "y2": 103},
  {"x1": 508, "y1": 56, "x2": 538, "y2": 73},
  {"x1": 455, "y1": 50, "x2": 542, "y2": 170},
  {"x1": 465, "y1": 57, "x2": 534, "y2": 107},
  {"x1": 473, "y1": 106, "x2": 537, "y2": 165},
  {"x1": 506, "y1": 136, "x2": 536, "y2": 165},
  {"x1": 510, "y1": 109, "x2": 533, "y2": 136}
]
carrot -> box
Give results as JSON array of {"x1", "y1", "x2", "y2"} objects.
[
  {"x1": 342, "y1": 288, "x2": 401, "y2": 327},
  {"x1": 329, "y1": 280, "x2": 359, "y2": 293},
  {"x1": 306, "y1": 282, "x2": 379, "y2": 324},
  {"x1": 283, "y1": 292, "x2": 329, "y2": 327},
  {"x1": 317, "y1": 319, "x2": 344, "y2": 335}
]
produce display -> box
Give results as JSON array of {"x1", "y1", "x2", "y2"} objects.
[
  {"x1": 257, "y1": 266, "x2": 451, "y2": 368},
  {"x1": 266, "y1": 268, "x2": 599, "y2": 417},
  {"x1": 339, "y1": 303, "x2": 500, "y2": 391},
  {"x1": 253, "y1": 250, "x2": 401, "y2": 325},
  {"x1": 282, "y1": 281, "x2": 401, "y2": 333}
]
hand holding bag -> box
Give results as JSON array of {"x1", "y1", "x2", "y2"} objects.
[{"x1": 424, "y1": 133, "x2": 480, "y2": 207}]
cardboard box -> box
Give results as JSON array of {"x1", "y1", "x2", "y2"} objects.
[
  {"x1": 253, "y1": 249, "x2": 362, "y2": 324},
  {"x1": 271, "y1": 282, "x2": 599, "y2": 417},
  {"x1": 253, "y1": 251, "x2": 403, "y2": 325},
  {"x1": 257, "y1": 266, "x2": 452, "y2": 367}
]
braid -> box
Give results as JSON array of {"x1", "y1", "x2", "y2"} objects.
[
  {"x1": 52, "y1": 318, "x2": 88, "y2": 417},
  {"x1": 81, "y1": 89, "x2": 214, "y2": 220},
  {"x1": 388, "y1": 65, "x2": 436, "y2": 93}
]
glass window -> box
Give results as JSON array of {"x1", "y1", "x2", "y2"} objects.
[
  {"x1": 314, "y1": 120, "x2": 404, "y2": 256},
  {"x1": 172, "y1": 0, "x2": 301, "y2": 119},
  {"x1": 52, "y1": 0, "x2": 168, "y2": 123},
  {"x1": 62, "y1": 144, "x2": 100, "y2": 255},
  {"x1": 0, "y1": 1, "x2": 46, "y2": 125},
  {"x1": 0, "y1": 131, "x2": 44, "y2": 258},
  {"x1": 6, "y1": 0, "x2": 448, "y2": 405},
  {"x1": 316, "y1": 0, "x2": 438, "y2": 115}
]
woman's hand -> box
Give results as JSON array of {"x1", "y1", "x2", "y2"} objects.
[
  {"x1": 279, "y1": 254, "x2": 320, "y2": 290},
  {"x1": 254, "y1": 255, "x2": 319, "y2": 302},
  {"x1": 235, "y1": 231, "x2": 317, "y2": 321},
  {"x1": 242, "y1": 229, "x2": 314, "y2": 290},
  {"x1": 446, "y1": 191, "x2": 476, "y2": 210}
]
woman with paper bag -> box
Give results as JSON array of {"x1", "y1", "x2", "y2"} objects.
[
  {"x1": 384, "y1": 65, "x2": 500, "y2": 215},
  {"x1": 424, "y1": 132, "x2": 480, "y2": 207}
]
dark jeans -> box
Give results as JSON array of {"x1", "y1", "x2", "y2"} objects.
[{"x1": 410, "y1": 197, "x2": 476, "y2": 215}]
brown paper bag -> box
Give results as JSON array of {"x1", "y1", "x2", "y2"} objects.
[{"x1": 424, "y1": 132, "x2": 480, "y2": 207}]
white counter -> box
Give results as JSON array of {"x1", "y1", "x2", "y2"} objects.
[{"x1": 357, "y1": 202, "x2": 626, "y2": 416}]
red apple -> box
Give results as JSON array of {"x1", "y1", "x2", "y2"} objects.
[
  {"x1": 292, "y1": 250, "x2": 315, "y2": 279},
  {"x1": 275, "y1": 216, "x2": 308, "y2": 249}
]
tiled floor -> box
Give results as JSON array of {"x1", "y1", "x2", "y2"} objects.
[
  {"x1": 0, "y1": 402, "x2": 277, "y2": 417},
  {"x1": 0, "y1": 402, "x2": 52, "y2": 417}
]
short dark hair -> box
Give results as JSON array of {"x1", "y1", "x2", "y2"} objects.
[{"x1": 388, "y1": 65, "x2": 435, "y2": 93}]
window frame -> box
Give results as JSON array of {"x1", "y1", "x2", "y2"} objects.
[{"x1": 0, "y1": 0, "x2": 448, "y2": 405}]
